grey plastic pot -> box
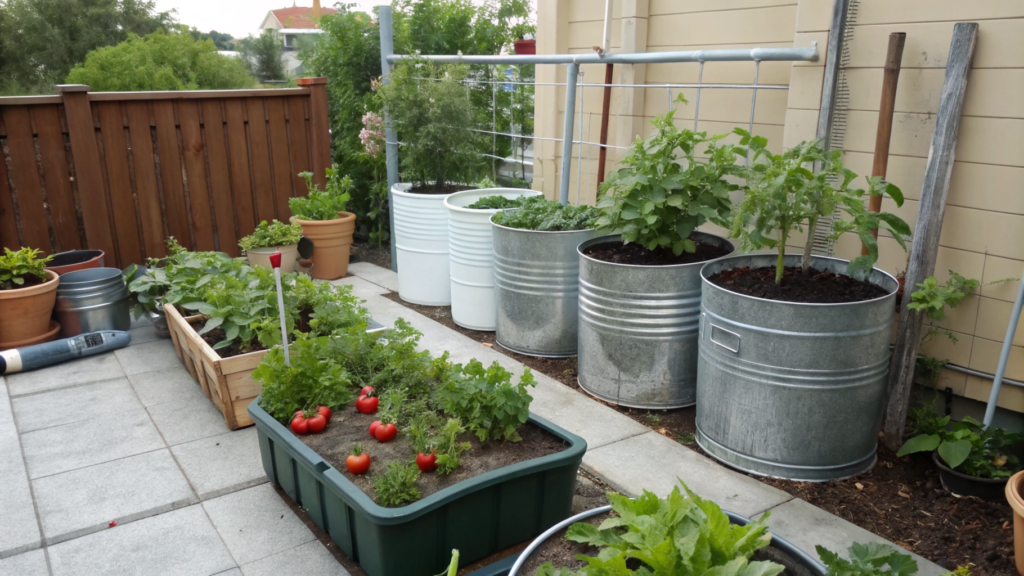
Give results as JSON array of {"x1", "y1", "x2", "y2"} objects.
[
  {"x1": 493, "y1": 222, "x2": 597, "y2": 357},
  {"x1": 577, "y1": 232, "x2": 734, "y2": 409},
  {"x1": 54, "y1": 268, "x2": 131, "y2": 337},
  {"x1": 695, "y1": 254, "x2": 898, "y2": 481}
]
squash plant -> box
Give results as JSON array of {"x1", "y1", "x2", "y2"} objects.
[
  {"x1": 897, "y1": 415, "x2": 1022, "y2": 479},
  {"x1": 0, "y1": 247, "x2": 51, "y2": 290},
  {"x1": 730, "y1": 132, "x2": 911, "y2": 284},
  {"x1": 597, "y1": 98, "x2": 744, "y2": 255}
]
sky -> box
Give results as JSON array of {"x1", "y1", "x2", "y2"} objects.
[{"x1": 153, "y1": 0, "x2": 391, "y2": 38}]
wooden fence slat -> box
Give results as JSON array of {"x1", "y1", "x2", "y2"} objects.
[
  {"x1": 33, "y1": 105, "x2": 81, "y2": 253},
  {"x1": 266, "y1": 98, "x2": 294, "y2": 220},
  {"x1": 178, "y1": 101, "x2": 215, "y2": 252},
  {"x1": 58, "y1": 85, "x2": 116, "y2": 260},
  {"x1": 153, "y1": 101, "x2": 190, "y2": 247},
  {"x1": 97, "y1": 102, "x2": 143, "y2": 266},
  {"x1": 224, "y1": 99, "x2": 257, "y2": 238},
  {"x1": 286, "y1": 96, "x2": 311, "y2": 197},
  {"x1": 245, "y1": 98, "x2": 277, "y2": 223},
  {"x1": 126, "y1": 102, "x2": 166, "y2": 259},
  {"x1": 3, "y1": 106, "x2": 51, "y2": 253},
  {"x1": 296, "y1": 78, "x2": 331, "y2": 189},
  {"x1": 0, "y1": 122, "x2": 19, "y2": 250},
  {"x1": 200, "y1": 100, "x2": 239, "y2": 256}
]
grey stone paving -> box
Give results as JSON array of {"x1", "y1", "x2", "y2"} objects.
[
  {"x1": 171, "y1": 428, "x2": 267, "y2": 500},
  {"x1": 202, "y1": 484, "x2": 317, "y2": 566},
  {"x1": 0, "y1": 377, "x2": 41, "y2": 558},
  {"x1": 0, "y1": 548, "x2": 48, "y2": 575},
  {"x1": 12, "y1": 377, "x2": 141, "y2": 433},
  {"x1": 128, "y1": 365, "x2": 207, "y2": 407},
  {"x1": 5, "y1": 353, "x2": 124, "y2": 397}
]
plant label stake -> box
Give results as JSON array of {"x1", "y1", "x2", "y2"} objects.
[{"x1": 270, "y1": 251, "x2": 290, "y2": 366}]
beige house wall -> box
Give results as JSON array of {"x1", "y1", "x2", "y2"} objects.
[{"x1": 533, "y1": 0, "x2": 1024, "y2": 412}]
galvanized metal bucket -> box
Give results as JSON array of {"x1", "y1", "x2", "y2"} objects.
[
  {"x1": 444, "y1": 188, "x2": 541, "y2": 331},
  {"x1": 577, "y1": 232, "x2": 734, "y2": 409},
  {"x1": 55, "y1": 267, "x2": 131, "y2": 337},
  {"x1": 493, "y1": 222, "x2": 597, "y2": 357},
  {"x1": 392, "y1": 183, "x2": 455, "y2": 306},
  {"x1": 695, "y1": 254, "x2": 898, "y2": 481}
]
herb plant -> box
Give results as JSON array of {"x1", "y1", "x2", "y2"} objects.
[
  {"x1": 252, "y1": 336, "x2": 355, "y2": 424},
  {"x1": 907, "y1": 272, "x2": 979, "y2": 322},
  {"x1": 537, "y1": 481, "x2": 782, "y2": 576},
  {"x1": 466, "y1": 195, "x2": 527, "y2": 210},
  {"x1": 730, "y1": 133, "x2": 911, "y2": 283},
  {"x1": 597, "y1": 98, "x2": 744, "y2": 255},
  {"x1": 490, "y1": 196, "x2": 600, "y2": 232},
  {"x1": 373, "y1": 461, "x2": 421, "y2": 508},
  {"x1": 238, "y1": 219, "x2": 303, "y2": 253},
  {"x1": 897, "y1": 415, "x2": 1022, "y2": 479},
  {"x1": 290, "y1": 166, "x2": 352, "y2": 220},
  {"x1": 0, "y1": 247, "x2": 52, "y2": 290},
  {"x1": 816, "y1": 542, "x2": 918, "y2": 576},
  {"x1": 440, "y1": 361, "x2": 536, "y2": 442},
  {"x1": 433, "y1": 418, "x2": 472, "y2": 475}
]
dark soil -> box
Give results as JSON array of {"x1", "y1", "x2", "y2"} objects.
[
  {"x1": 584, "y1": 239, "x2": 731, "y2": 266},
  {"x1": 3, "y1": 274, "x2": 47, "y2": 290},
  {"x1": 350, "y1": 242, "x2": 392, "y2": 270},
  {"x1": 709, "y1": 265, "x2": 889, "y2": 304},
  {"x1": 409, "y1": 183, "x2": 475, "y2": 195},
  {"x1": 299, "y1": 408, "x2": 567, "y2": 505},
  {"x1": 517, "y1": 511, "x2": 609, "y2": 575},
  {"x1": 384, "y1": 292, "x2": 1013, "y2": 575},
  {"x1": 200, "y1": 327, "x2": 265, "y2": 359}
]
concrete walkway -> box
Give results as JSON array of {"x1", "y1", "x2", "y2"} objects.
[{"x1": 0, "y1": 260, "x2": 943, "y2": 575}]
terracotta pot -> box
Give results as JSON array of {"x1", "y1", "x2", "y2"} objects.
[
  {"x1": 45, "y1": 249, "x2": 105, "y2": 275},
  {"x1": 291, "y1": 212, "x2": 356, "y2": 280},
  {"x1": 0, "y1": 270, "x2": 60, "y2": 347},
  {"x1": 246, "y1": 243, "x2": 299, "y2": 274},
  {"x1": 1008, "y1": 471, "x2": 1024, "y2": 576},
  {"x1": 0, "y1": 320, "x2": 61, "y2": 351}
]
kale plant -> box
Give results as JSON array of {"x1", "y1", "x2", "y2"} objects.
[
  {"x1": 466, "y1": 195, "x2": 527, "y2": 210},
  {"x1": 490, "y1": 196, "x2": 600, "y2": 232}
]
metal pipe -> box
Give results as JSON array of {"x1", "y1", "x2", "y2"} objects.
[
  {"x1": 389, "y1": 45, "x2": 818, "y2": 66},
  {"x1": 693, "y1": 62, "x2": 704, "y2": 131},
  {"x1": 602, "y1": 0, "x2": 613, "y2": 55},
  {"x1": 560, "y1": 62, "x2": 579, "y2": 206},
  {"x1": 943, "y1": 362, "x2": 1024, "y2": 390},
  {"x1": 577, "y1": 71, "x2": 585, "y2": 206},
  {"x1": 983, "y1": 269, "x2": 1024, "y2": 426},
  {"x1": 746, "y1": 61, "x2": 760, "y2": 166},
  {"x1": 379, "y1": 6, "x2": 399, "y2": 272}
]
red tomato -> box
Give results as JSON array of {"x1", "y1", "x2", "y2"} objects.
[
  {"x1": 374, "y1": 423, "x2": 398, "y2": 442},
  {"x1": 356, "y1": 395, "x2": 379, "y2": 414},
  {"x1": 416, "y1": 452, "x2": 437, "y2": 472},
  {"x1": 346, "y1": 451, "x2": 370, "y2": 475},
  {"x1": 291, "y1": 414, "x2": 309, "y2": 435},
  {"x1": 360, "y1": 386, "x2": 374, "y2": 396},
  {"x1": 306, "y1": 414, "x2": 327, "y2": 434},
  {"x1": 369, "y1": 420, "x2": 382, "y2": 438},
  {"x1": 316, "y1": 406, "x2": 332, "y2": 423}
]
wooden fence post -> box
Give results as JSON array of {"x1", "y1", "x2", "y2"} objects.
[
  {"x1": 56, "y1": 85, "x2": 116, "y2": 263},
  {"x1": 297, "y1": 77, "x2": 331, "y2": 190},
  {"x1": 883, "y1": 23, "x2": 978, "y2": 452}
]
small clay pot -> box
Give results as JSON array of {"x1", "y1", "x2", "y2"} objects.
[
  {"x1": 246, "y1": 243, "x2": 299, "y2": 274},
  {"x1": 45, "y1": 249, "x2": 105, "y2": 275},
  {"x1": 0, "y1": 320, "x2": 61, "y2": 351},
  {"x1": 291, "y1": 212, "x2": 356, "y2": 280},
  {"x1": 1007, "y1": 471, "x2": 1024, "y2": 576},
  {"x1": 0, "y1": 270, "x2": 60, "y2": 347}
]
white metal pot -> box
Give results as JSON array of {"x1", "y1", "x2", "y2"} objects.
[
  {"x1": 444, "y1": 188, "x2": 541, "y2": 331},
  {"x1": 392, "y1": 183, "x2": 457, "y2": 306},
  {"x1": 246, "y1": 244, "x2": 299, "y2": 274}
]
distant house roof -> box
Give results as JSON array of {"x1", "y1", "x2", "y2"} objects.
[{"x1": 261, "y1": 5, "x2": 338, "y2": 30}]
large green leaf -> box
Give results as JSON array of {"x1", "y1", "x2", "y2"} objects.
[
  {"x1": 896, "y1": 434, "x2": 940, "y2": 457},
  {"x1": 937, "y1": 438, "x2": 972, "y2": 470}
]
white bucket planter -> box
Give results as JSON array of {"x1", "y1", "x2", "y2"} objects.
[
  {"x1": 392, "y1": 183, "x2": 457, "y2": 306},
  {"x1": 246, "y1": 244, "x2": 299, "y2": 274},
  {"x1": 444, "y1": 188, "x2": 541, "y2": 331}
]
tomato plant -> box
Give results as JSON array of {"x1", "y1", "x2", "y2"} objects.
[
  {"x1": 369, "y1": 420, "x2": 382, "y2": 438},
  {"x1": 416, "y1": 452, "x2": 437, "y2": 472},
  {"x1": 316, "y1": 405, "x2": 332, "y2": 423},
  {"x1": 291, "y1": 413, "x2": 309, "y2": 434},
  {"x1": 356, "y1": 392, "x2": 379, "y2": 414},
  {"x1": 374, "y1": 422, "x2": 398, "y2": 442},
  {"x1": 306, "y1": 413, "x2": 327, "y2": 434},
  {"x1": 346, "y1": 444, "x2": 371, "y2": 475}
]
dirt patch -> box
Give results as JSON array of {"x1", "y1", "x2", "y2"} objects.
[
  {"x1": 383, "y1": 293, "x2": 1013, "y2": 574},
  {"x1": 351, "y1": 242, "x2": 392, "y2": 270},
  {"x1": 583, "y1": 239, "x2": 730, "y2": 266},
  {"x1": 298, "y1": 409, "x2": 567, "y2": 506},
  {"x1": 517, "y1": 511, "x2": 608, "y2": 575},
  {"x1": 708, "y1": 265, "x2": 889, "y2": 304}
]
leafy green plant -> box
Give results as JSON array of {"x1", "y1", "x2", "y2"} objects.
[
  {"x1": 0, "y1": 247, "x2": 51, "y2": 290},
  {"x1": 373, "y1": 461, "x2": 421, "y2": 508},
  {"x1": 490, "y1": 196, "x2": 600, "y2": 232},
  {"x1": 253, "y1": 335, "x2": 355, "y2": 424},
  {"x1": 291, "y1": 166, "x2": 352, "y2": 221},
  {"x1": 597, "y1": 97, "x2": 743, "y2": 255},
  {"x1": 537, "y1": 481, "x2": 782, "y2": 576},
  {"x1": 126, "y1": 237, "x2": 246, "y2": 316},
  {"x1": 180, "y1": 267, "x2": 278, "y2": 351},
  {"x1": 466, "y1": 195, "x2": 527, "y2": 210},
  {"x1": 913, "y1": 355, "x2": 947, "y2": 387},
  {"x1": 730, "y1": 133, "x2": 910, "y2": 283},
  {"x1": 897, "y1": 415, "x2": 1022, "y2": 479},
  {"x1": 817, "y1": 542, "x2": 918, "y2": 576},
  {"x1": 434, "y1": 418, "x2": 472, "y2": 475},
  {"x1": 238, "y1": 220, "x2": 303, "y2": 253},
  {"x1": 440, "y1": 360, "x2": 536, "y2": 442},
  {"x1": 907, "y1": 272, "x2": 979, "y2": 322}
]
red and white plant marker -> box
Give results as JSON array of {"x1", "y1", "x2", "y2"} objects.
[{"x1": 270, "y1": 251, "x2": 290, "y2": 366}]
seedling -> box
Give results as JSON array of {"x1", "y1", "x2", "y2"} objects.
[{"x1": 0, "y1": 247, "x2": 52, "y2": 289}]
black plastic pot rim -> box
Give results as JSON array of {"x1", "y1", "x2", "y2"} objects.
[
  {"x1": 577, "y1": 233, "x2": 736, "y2": 270},
  {"x1": 249, "y1": 398, "x2": 587, "y2": 525},
  {"x1": 932, "y1": 452, "x2": 1008, "y2": 485}
]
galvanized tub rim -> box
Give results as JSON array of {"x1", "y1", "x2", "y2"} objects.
[
  {"x1": 577, "y1": 233, "x2": 735, "y2": 270},
  {"x1": 489, "y1": 218, "x2": 599, "y2": 236}
]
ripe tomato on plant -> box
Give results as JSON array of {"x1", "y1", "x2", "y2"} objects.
[
  {"x1": 356, "y1": 392, "x2": 379, "y2": 414},
  {"x1": 291, "y1": 413, "x2": 310, "y2": 435},
  {"x1": 360, "y1": 386, "x2": 374, "y2": 396},
  {"x1": 346, "y1": 444, "x2": 370, "y2": 475},
  {"x1": 316, "y1": 405, "x2": 332, "y2": 423},
  {"x1": 369, "y1": 420, "x2": 382, "y2": 438},
  {"x1": 307, "y1": 414, "x2": 327, "y2": 434},
  {"x1": 416, "y1": 451, "x2": 437, "y2": 472},
  {"x1": 374, "y1": 422, "x2": 398, "y2": 442}
]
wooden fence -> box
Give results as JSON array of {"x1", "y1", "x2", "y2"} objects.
[{"x1": 0, "y1": 77, "x2": 331, "y2": 268}]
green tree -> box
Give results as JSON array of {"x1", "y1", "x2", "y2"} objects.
[
  {"x1": 65, "y1": 31, "x2": 254, "y2": 91},
  {"x1": 237, "y1": 30, "x2": 286, "y2": 82},
  {"x1": 0, "y1": 0, "x2": 173, "y2": 94}
]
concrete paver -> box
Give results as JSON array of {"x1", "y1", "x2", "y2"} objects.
[
  {"x1": 347, "y1": 262, "x2": 399, "y2": 292},
  {"x1": 240, "y1": 540, "x2": 351, "y2": 576},
  {"x1": 171, "y1": 428, "x2": 267, "y2": 500},
  {"x1": 0, "y1": 548, "x2": 48, "y2": 576},
  {"x1": 114, "y1": 340, "x2": 182, "y2": 376},
  {"x1": 34, "y1": 449, "x2": 196, "y2": 545},
  {"x1": 12, "y1": 378, "x2": 141, "y2": 433},
  {"x1": 47, "y1": 505, "x2": 236, "y2": 576},
  {"x1": 5, "y1": 354, "x2": 124, "y2": 397},
  {"x1": 0, "y1": 379, "x2": 42, "y2": 558},
  {"x1": 127, "y1": 323, "x2": 160, "y2": 346},
  {"x1": 147, "y1": 394, "x2": 232, "y2": 446},
  {"x1": 202, "y1": 484, "x2": 316, "y2": 566},
  {"x1": 128, "y1": 366, "x2": 206, "y2": 407}
]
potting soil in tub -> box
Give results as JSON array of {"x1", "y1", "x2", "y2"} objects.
[
  {"x1": 708, "y1": 265, "x2": 888, "y2": 303},
  {"x1": 297, "y1": 409, "x2": 567, "y2": 504},
  {"x1": 583, "y1": 240, "x2": 730, "y2": 266}
]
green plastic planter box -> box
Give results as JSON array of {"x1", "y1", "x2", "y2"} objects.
[{"x1": 249, "y1": 399, "x2": 586, "y2": 576}]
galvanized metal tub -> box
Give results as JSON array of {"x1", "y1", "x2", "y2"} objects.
[
  {"x1": 54, "y1": 267, "x2": 131, "y2": 337},
  {"x1": 695, "y1": 254, "x2": 898, "y2": 481},
  {"x1": 493, "y1": 222, "x2": 597, "y2": 357},
  {"x1": 392, "y1": 183, "x2": 455, "y2": 306},
  {"x1": 577, "y1": 232, "x2": 735, "y2": 409},
  {"x1": 444, "y1": 188, "x2": 541, "y2": 331}
]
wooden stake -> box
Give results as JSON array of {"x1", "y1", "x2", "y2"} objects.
[
  {"x1": 862, "y1": 32, "x2": 906, "y2": 256},
  {"x1": 596, "y1": 63, "x2": 614, "y2": 190},
  {"x1": 883, "y1": 23, "x2": 978, "y2": 452}
]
